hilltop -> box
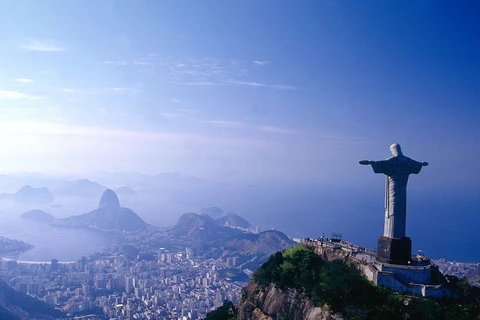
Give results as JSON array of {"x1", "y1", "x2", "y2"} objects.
[{"x1": 207, "y1": 244, "x2": 480, "y2": 320}]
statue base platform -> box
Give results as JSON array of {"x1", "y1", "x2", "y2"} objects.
[{"x1": 376, "y1": 236, "x2": 411, "y2": 265}]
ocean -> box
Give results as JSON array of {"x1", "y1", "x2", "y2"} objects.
[
  {"x1": 0, "y1": 184, "x2": 478, "y2": 263},
  {"x1": 0, "y1": 214, "x2": 119, "y2": 262}
]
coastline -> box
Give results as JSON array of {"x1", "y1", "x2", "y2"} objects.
[{"x1": 0, "y1": 257, "x2": 76, "y2": 264}]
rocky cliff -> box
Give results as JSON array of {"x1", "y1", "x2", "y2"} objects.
[{"x1": 237, "y1": 282, "x2": 341, "y2": 320}]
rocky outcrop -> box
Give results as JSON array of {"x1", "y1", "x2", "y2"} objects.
[
  {"x1": 98, "y1": 188, "x2": 121, "y2": 210},
  {"x1": 52, "y1": 189, "x2": 148, "y2": 231},
  {"x1": 237, "y1": 282, "x2": 342, "y2": 320}
]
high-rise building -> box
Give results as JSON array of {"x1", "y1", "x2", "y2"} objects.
[
  {"x1": 82, "y1": 283, "x2": 90, "y2": 296},
  {"x1": 125, "y1": 277, "x2": 133, "y2": 294},
  {"x1": 81, "y1": 256, "x2": 87, "y2": 272},
  {"x1": 159, "y1": 268, "x2": 166, "y2": 278},
  {"x1": 51, "y1": 259, "x2": 59, "y2": 271}
]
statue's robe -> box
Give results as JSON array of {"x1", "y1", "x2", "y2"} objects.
[{"x1": 370, "y1": 156, "x2": 424, "y2": 238}]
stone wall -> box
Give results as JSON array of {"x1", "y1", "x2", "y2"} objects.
[
  {"x1": 378, "y1": 262, "x2": 432, "y2": 284},
  {"x1": 301, "y1": 239, "x2": 450, "y2": 298},
  {"x1": 376, "y1": 272, "x2": 445, "y2": 298}
]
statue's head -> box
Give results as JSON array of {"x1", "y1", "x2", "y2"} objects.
[{"x1": 390, "y1": 143, "x2": 403, "y2": 157}]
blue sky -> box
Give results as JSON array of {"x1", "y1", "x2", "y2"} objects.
[{"x1": 0, "y1": 0, "x2": 479, "y2": 188}]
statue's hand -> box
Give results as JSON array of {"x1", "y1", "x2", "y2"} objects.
[
  {"x1": 422, "y1": 162, "x2": 429, "y2": 166},
  {"x1": 359, "y1": 160, "x2": 371, "y2": 165}
]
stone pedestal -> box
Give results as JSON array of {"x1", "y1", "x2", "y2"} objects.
[{"x1": 376, "y1": 236, "x2": 411, "y2": 265}]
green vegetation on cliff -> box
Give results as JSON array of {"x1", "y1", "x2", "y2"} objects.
[{"x1": 250, "y1": 244, "x2": 480, "y2": 320}]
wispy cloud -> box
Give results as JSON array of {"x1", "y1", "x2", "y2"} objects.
[
  {"x1": 176, "y1": 81, "x2": 216, "y2": 86},
  {"x1": 227, "y1": 80, "x2": 297, "y2": 90},
  {"x1": 192, "y1": 118, "x2": 247, "y2": 128},
  {"x1": 162, "y1": 113, "x2": 180, "y2": 118},
  {"x1": 178, "y1": 108, "x2": 198, "y2": 114},
  {"x1": 258, "y1": 125, "x2": 297, "y2": 134},
  {"x1": 60, "y1": 88, "x2": 80, "y2": 93},
  {"x1": 107, "y1": 87, "x2": 131, "y2": 92},
  {"x1": 191, "y1": 117, "x2": 297, "y2": 133},
  {"x1": 103, "y1": 55, "x2": 295, "y2": 91},
  {"x1": 268, "y1": 84, "x2": 297, "y2": 90},
  {"x1": 227, "y1": 80, "x2": 265, "y2": 87},
  {"x1": 0, "y1": 90, "x2": 43, "y2": 100},
  {"x1": 253, "y1": 60, "x2": 270, "y2": 66},
  {"x1": 0, "y1": 121, "x2": 268, "y2": 148},
  {"x1": 21, "y1": 39, "x2": 65, "y2": 52},
  {"x1": 60, "y1": 87, "x2": 134, "y2": 95},
  {"x1": 14, "y1": 78, "x2": 34, "y2": 84}
]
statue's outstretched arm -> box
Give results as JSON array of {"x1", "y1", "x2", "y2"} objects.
[
  {"x1": 422, "y1": 162, "x2": 429, "y2": 166},
  {"x1": 359, "y1": 160, "x2": 373, "y2": 165}
]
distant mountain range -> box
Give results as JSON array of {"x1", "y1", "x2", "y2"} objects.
[
  {"x1": 51, "y1": 189, "x2": 148, "y2": 231},
  {"x1": 0, "y1": 185, "x2": 55, "y2": 203},
  {"x1": 114, "y1": 186, "x2": 137, "y2": 196},
  {"x1": 0, "y1": 172, "x2": 205, "y2": 198},
  {"x1": 54, "y1": 179, "x2": 106, "y2": 198}
]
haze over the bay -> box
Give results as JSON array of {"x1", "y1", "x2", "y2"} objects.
[{"x1": 1, "y1": 1, "x2": 479, "y2": 261}]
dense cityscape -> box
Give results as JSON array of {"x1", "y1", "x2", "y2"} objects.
[
  {"x1": 1, "y1": 244, "x2": 246, "y2": 319},
  {"x1": 2, "y1": 230, "x2": 480, "y2": 320}
]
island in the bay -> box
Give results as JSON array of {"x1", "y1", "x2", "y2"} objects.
[{"x1": 50, "y1": 189, "x2": 148, "y2": 231}]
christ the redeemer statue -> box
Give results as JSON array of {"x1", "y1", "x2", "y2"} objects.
[{"x1": 360, "y1": 143, "x2": 428, "y2": 239}]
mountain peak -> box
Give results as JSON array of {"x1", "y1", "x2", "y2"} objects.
[
  {"x1": 18, "y1": 184, "x2": 33, "y2": 191},
  {"x1": 98, "y1": 189, "x2": 120, "y2": 210},
  {"x1": 53, "y1": 189, "x2": 147, "y2": 231},
  {"x1": 10, "y1": 185, "x2": 55, "y2": 203}
]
